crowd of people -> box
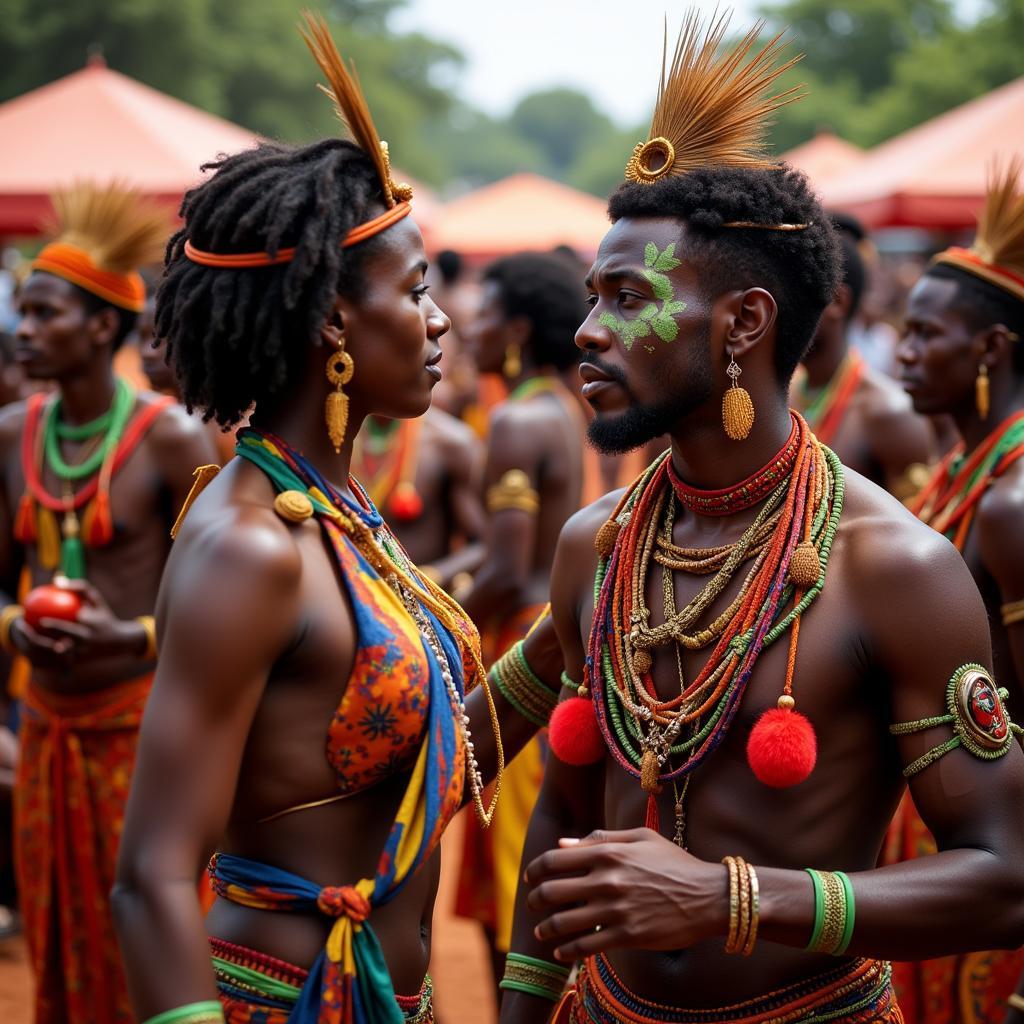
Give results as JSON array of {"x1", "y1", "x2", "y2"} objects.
[{"x1": 1, "y1": 10, "x2": 1024, "y2": 1024}]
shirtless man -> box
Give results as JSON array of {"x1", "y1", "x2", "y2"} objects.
[
  {"x1": 0, "y1": 184, "x2": 215, "y2": 1024},
  {"x1": 352, "y1": 407, "x2": 485, "y2": 588},
  {"x1": 794, "y1": 215, "x2": 935, "y2": 497},
  {"x1": 500, "y1": 20, "x2": 1024, "y2": 1024},
  {"x1": 456, "y1": 250, "x2": 588, "y2": 987}
]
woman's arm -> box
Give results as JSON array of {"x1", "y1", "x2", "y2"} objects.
[{"x1": 112, "y1": 506, "x2": 303, "y2": 1019}]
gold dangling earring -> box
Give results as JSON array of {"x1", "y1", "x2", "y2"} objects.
[
  {"x1": 503, "y1": 344, "x2": 522, "y2": 380},
  {"x1": 975, "y1": 363, "x2": 990, "y2": 421},
  {"x1": 722, "y1": 351, "x2": 755, "y2": 441},
  {"x1": 325, "y1": 336, "x2": 355, "y2": 453}
]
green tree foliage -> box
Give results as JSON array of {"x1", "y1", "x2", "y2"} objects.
[
  {"x1": 763, "y1": 0, "x2": 1024, "y2": 151},
  {"x1": 0, "y1": 0, "x2": 462, "y2": 185}
]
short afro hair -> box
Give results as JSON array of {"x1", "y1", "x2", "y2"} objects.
[
  {"x1": 607, "y1": 164, "x2": 842, "y2": 383},
  {"x1": 158, "y1": 139, "x2": 386, "y2": 427},
  {"x1": 482, "y1": 252, "x2": 587, "y2": 372},
  {"x1": 73, "y1": 284, "x2": 139, "y2": 352},
  {"x1": 927, "y1": 262, "x2": 1024, "y2": 375}
]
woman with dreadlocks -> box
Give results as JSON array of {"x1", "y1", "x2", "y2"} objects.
[{"x1": 111, "y1": 16, "x2": 560, "y2": 1024}]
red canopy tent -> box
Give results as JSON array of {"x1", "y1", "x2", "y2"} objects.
[
  {"x1": 0, "y1": 57, "x2": 261, "y2": 236},
  {"x1": 821, "y1": 76, "x2": 1024, "y2": 229},
  {"x1": 424, "y1": 173, "x2": 609, "y2": 262},
  {"x1": 780, "y1": 132, "x2": 865, "y2": 192}
]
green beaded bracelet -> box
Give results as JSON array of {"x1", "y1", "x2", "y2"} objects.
[
  {"x1": 142, "y1": 1001, "x2": 225, "y2": 1024},
  {"x1": 835, "y1": 871, "x2": 855, "y2": 956},
  {"x1": 805, "y1": 868, "x2": 826, "y2": 953},
  {"x1": 500, "y1": 951, "x2": 570, "y2": 1002}
]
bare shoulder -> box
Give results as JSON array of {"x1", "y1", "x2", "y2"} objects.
[
  {"x1": 169, "y1": 462, "x2": 303, "y2": 594},
  {"x1": 560, "y1": 488, "x2": 624, "y2": 559},
  {"x1": 838, "y1": 468, "x2": 977, "y2": 618},
  {"x1": 858, "y1": 367, "x2": 918, "y2": 423},
  {"x1": 141, "y1": 392, "x2": 210, "y2": 447},
  {"x1": 424, "y1": 406, "x2": 480, "y2": 458},
  {"x1": 976, "y1": 459, "x2": 1024, "y2": 572},
  {"x1": 0, "y1": 399, "x2": 29, "y2": 456}
]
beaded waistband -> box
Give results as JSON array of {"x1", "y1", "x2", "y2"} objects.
[
  {"x1": 573, "y1": 954, "x2": 900, "y2": 1024},
  {"x1": 208, "y1": 936, "x2": 434, "y2": 1021}
]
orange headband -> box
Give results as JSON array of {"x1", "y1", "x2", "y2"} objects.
[
  {"x1": 932, "y1": 247, "x2": 1024, "y2": 305},
  {"x1": 183, "y1": 201, "x2": 412, "y2": 269},
  {"x1": 32, "y1": 242, "x2": 147, "y2": 312}
]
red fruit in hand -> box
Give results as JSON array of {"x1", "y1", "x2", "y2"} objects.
[{"x1": 23, "y1": 584, "x2": 83, "y2": 629}]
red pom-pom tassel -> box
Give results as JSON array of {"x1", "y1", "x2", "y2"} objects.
[
  {"x1": 549, "y1": 696, "x2": 604, "y2": 766},
  {"x1": 746, "y1": 706, "x2": 817, "y2": 787},
  {"x1": 389, "y1": 482, "x2": 424, "y2": 522}
]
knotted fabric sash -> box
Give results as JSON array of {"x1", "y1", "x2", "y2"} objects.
[{"x1": 210, "y1": 429, "x2": 470, "y2": 1024}]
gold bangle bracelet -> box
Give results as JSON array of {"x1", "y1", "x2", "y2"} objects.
[
  {"x1": 0, "y1": 604, "x2": 23, "y2": 654},
  {"x1": 136, "y1": 615, "x2": 157, "y2": 660},
  {"x1": 723, "y1": 856, "x2": 740, "y2": 953},
  {"x1": 742, "y1": 862, "x2": 760, "y2": 957},
  {"x1": 1002, "y1": 599, "x2": 1024, "y2": 627},
  {"x1": 1008, "y1": 993, "x2": 1024, "y2": 1013}
]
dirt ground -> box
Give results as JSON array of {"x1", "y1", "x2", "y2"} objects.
[{"x1": 0, "y1": 812, "x2": 497, "y2": 1024}]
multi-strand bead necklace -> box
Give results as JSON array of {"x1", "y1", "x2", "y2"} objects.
[{"x1": 576, "y1": 413, "x2": 844, "y2": 837}]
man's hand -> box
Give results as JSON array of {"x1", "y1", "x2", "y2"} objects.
[
  {"x1": 525, "y1": 827, "x2": 729, "y2": 962},
  {"x1": 27, "y1": 580, "x2": 145, "y2": 666}
]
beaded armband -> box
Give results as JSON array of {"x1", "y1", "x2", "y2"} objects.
[
  {"x1": 486, "y1": 469, "x2": 540, "y2": 514},
  {"x1": 490, "y1": 639, "x2": 561, "y2": 727},
  {"x1": 890, "y1": 663, "x2": 1021, "y2": 778},
  {"x1": 805, "y1": 869, "x2": 855, "y2": 956},
  {"x1": 500, "y1": 952, "x2": 570, "y2": 1002}
]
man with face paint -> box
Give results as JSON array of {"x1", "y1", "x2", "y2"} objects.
[
  {"x1": 0, "y1": 184, "x2": 217, "y2": 1024},
  {"x1": 499, "y1": 16, "x2": 1024, "y2": 1024},
  {"x1": 794, "y1": 215, "x2": 935, "y2": 498},
  {"x1": 456, "y1": 250, "x2": 588, "y2": 990},
  {"x1": 882, "y1": 162, "x2": 1024, "y2": 1024}
]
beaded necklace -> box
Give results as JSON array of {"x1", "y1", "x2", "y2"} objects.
[
  {"x1": 235, "y1": 428, "x2": 504, "y2": 826},
  {"x1": 910, "y1": 410, "x2": 1024, "y2": 551},
  {"x1": 799, "y1": 350, "x2": 864, "y2": 446},
  {"x1": 563, "y1": 413, "x2": 844, "y2": 835}
]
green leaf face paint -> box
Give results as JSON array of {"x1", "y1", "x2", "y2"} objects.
[{"x1": 598, "y1": 242, "x2": 687, "y2": 350}]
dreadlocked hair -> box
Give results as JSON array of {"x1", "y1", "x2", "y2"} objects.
[
  {"x1": 928, "y1": 262, "x2": 1024, "y2": 375},
  {"x1": 608, "y1": 164, "x2": 841, "y2": 383},
  {"x1": 483, "y1": 252, "x2": 588, "y2": 372},
  {"x1": 158, "y1": 138, "x2": 386, "y2": 427}
]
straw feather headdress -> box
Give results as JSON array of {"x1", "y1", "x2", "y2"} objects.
[
  {"x1": 933, "y1": 158, "x2": 1024, "y2": 304},
  {"x1": 624, "y1": 11, "x2": 807, "y2": 236},
  {"x1": 33, "y1": 183, "x2": 168, "y2": 311}
]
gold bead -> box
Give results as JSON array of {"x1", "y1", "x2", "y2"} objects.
[
  {"x1": 789, "y1": 541, "x2": 821, "y2": 587},
  {"x1": 633, "y1": 648, "x2": 653, "y2": 674},
  {"x1": 777, "y1": 694, "x2": 796, "y2": 710},
  {"x1": 641, "y1": 749, "x2": 662, "y2": 793},
  {"x1": 595, "y1": 519, "x2": 620, "y2": 557},
  {"x1": 274, "y1": 490, "x2": 314, "y2": 523}
]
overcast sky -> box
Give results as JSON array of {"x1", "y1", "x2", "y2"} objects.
[{"x1": 392, "y1": 1, "x2": 763, "y2": 126}]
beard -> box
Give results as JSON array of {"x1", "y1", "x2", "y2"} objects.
[{"x1": 584, "y1": 329, "x2": 714, "y2": 456}]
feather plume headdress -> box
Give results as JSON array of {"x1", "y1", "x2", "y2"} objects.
[
  {"x1": 300, "y1": 11, "x2": 412, "y2": 208},
  {"x1": 932, "y1": 158, "x2": 1024, "y2": 305},
  {"x1": 184, "y1": 12, "x2": 413, "y2": 270},
  {"x1": 625, "y1": 12, "x2": 803, "y2": 194},
  {"x1": 32, "y1": 182, "x2": 168, "y2": 311}
]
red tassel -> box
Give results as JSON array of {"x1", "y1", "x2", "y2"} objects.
[
  {"x1": 82, "y1": 492, "x2": 114, "y2": 547},
  {"x1": 389, "y1": 482, "x2": 424, "y2": 522},
  {"x1": 746, "y1": 706, "x2": 817, "y2": 787},
  {"x1": 644, "y1": 793, "x2": 660, "y2": 832},
  {"x1": 13, "y1": 494, "x2": 36, "y2": 544},
  {"x1": 549, "y1": 696, "x2": 604, "y2": 766}
]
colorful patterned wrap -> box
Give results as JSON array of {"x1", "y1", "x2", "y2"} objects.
[
  {"x1": 554, "y1": 954, "x2": 903, "y2": 1024},
  {"x1": 208, "y1": 429, "x2": 476, "y2": 1024},
  {"x1": 15, "y1": 674, "x2": 153, "y2": 1024},
  {"x1": 455, "y1": 603, "x2": 548, "y2": 951},
  {"x1": 210, "y1": 937, "x2": 433, "y2": 1024},
  {"x1": 882, "y1": 796, "x2": 1024, "y2": 1024}
]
